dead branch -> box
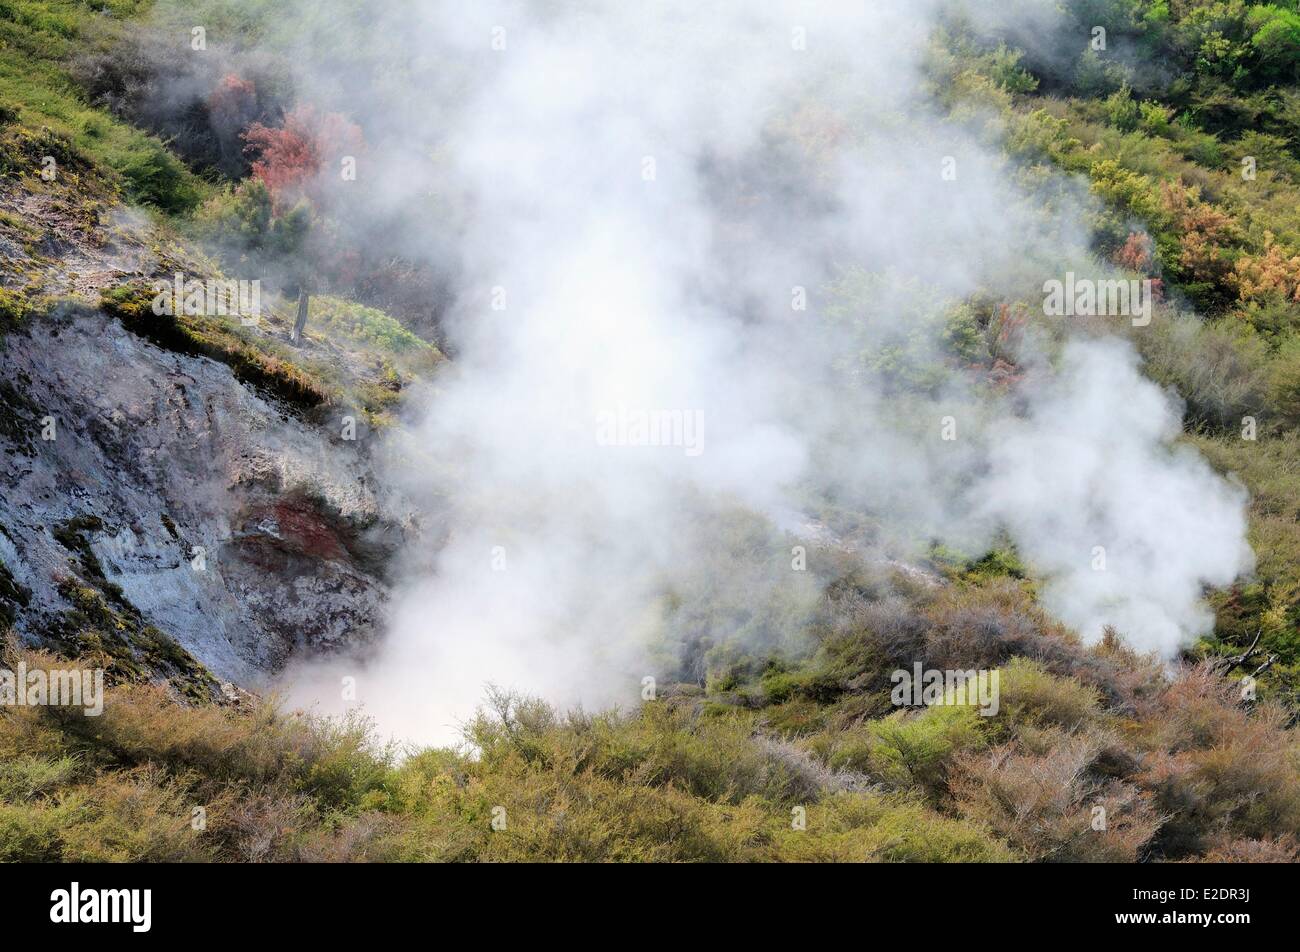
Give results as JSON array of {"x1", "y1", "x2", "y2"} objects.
[{"x1": 1210, "y1": 629, "x2": 1263, "y2": 675}]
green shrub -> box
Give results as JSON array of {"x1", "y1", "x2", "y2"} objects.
[
  {"x1": 770, "y1": 792, "x2": 1017, "y2": 862},
  {"x1": 53, "y1": 769, "x2": 207, "y2": 862},
  {"x1": 114, "y1": 146, "x2": 204, "y2": 214},
  {"x1": 996, "y1": 658, "x2": 1101, "y2": 733},
  {"x1": 294, "y1": 712, "x2": 395, "y2": 812},
  {"x1": 312, "y1": 296, "x2": 433, "y2": 355},
  {"x1": 0, "y1": 800, "x2": 71, "y2": 861},
  {"x1": 1138, "y1": 314, "x2": 1271, "y2": 431},
  {"x1": 1248, "y1": 5, "x2": 1300, "y2": 82},
  {"x1": 193, "y1": 180, "x2": 311, "y2": 258},
  {"x1": 1268, "y1": 333, "x2": 1300, "y2": 427},
  {"x1": 1105, "y1": 85, "x2": 1141, "y2": 132},
  {"x1": 1138, "y1": 100, "x2": 1175, "y2": 136},
  {"x1": 983, "y1": 43, "x2": 1038, "y2": 94},
  {"x1": 832, "y1": 703, "x2": 985, "y2": 796},
  {"x1": 0, "y1": 754, "x2": 78, "y2": 801},
  {"x1": 0, "y1": 287, "x2": 30, "y2": 333},
  {"x1": 1075, "y1": 48, "x2": 1130, "y2": 96}
]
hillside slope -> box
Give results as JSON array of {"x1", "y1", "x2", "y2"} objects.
[
  {"x1": 1, "y1": 0, "x2": 1298, "y2": 865},
  {"x1": 0, "y1": 3, "x2": 418, "y2": 692}
]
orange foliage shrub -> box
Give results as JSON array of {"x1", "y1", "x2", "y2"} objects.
[
  {"x1": 1113, "y1": 230, "x2": 1153, "y2": 272},
  {"x1": 1160, "y1": 181, "x2": 1238, "y2": 285},
  {"x1": 244, "y1": 105, "x2": 365, "y2": 209},
  {"x1": 1232, "y1": 233, "x2": 1300, "y2": 304}
]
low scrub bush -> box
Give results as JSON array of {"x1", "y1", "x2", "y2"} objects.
[
  {"x1": 827, "y1": 703, "x2": 985, "y2": 798},
  {"x1": 767, "y1": 792, "x2": 1016, "y2": 862},
  {"x1": 2, "y1": 633, "x2": 1294, "y2": 862},
  {"x1": 952, "y1": 731, "x2": 1163, "y2": 862},
  {"x1": 1135, "y1": 665, "x2": 1300, "y2": 856},
  {"x1": 995, "y1": 658, "x2": 1102, "y2": 733},
  {"x1": 1138, "y1": 315, "x2": 1272, "y2": 431}
]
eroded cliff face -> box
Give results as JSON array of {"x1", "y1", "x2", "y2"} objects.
[{"x1": 0, "y1": 302, "x2": 405, "y2": 689}]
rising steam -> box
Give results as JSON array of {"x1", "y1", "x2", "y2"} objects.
[{"x1": 236, "y1": 0, "x2": 1256, "y2": 743}]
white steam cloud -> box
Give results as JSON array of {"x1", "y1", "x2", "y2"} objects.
[{"x1": 263, "y1": 0, "x2": 1252, "y2": 744}]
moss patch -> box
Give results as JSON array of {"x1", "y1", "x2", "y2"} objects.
[{"x1": 100, "y1": 282, "x2": 335, "y2": 414}]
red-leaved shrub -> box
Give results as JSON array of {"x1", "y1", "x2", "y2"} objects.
[{"x1": 244, "y1": 105, "x2": 365, "y2": 209}]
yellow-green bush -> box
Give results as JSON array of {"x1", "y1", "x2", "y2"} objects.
[
  {"x1": 830, "y1": 704, "x2": 986, "y2": 797},
  {"x1": 995, "y1": 658, "x2": 1101, "y2": 733},
  {"x1": 767, "y1": 792, "x2": 1016, "y2": 862}
]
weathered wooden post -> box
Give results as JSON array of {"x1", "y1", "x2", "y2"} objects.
[{"x1": 291, "y1": 286, "x2": 310, "y2": 345}]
